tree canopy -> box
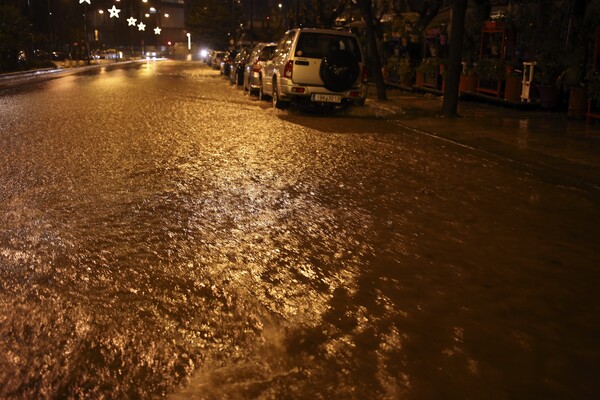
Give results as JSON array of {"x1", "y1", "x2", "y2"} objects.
[
  {"x1": 0, "y1": 5, "x2": 32, "y2": 71},
  {"x1": 185, "y1": 0, "x2": 244, "y2": 49}
]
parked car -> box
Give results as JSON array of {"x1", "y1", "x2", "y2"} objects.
[
  {"x1": 33, "y1": 49, "x2": 51, "y2": 60},
  {"x1": 51, "y1": 51, "x2": 69, "y2": 61},
  {"x1": 243, "y1": 42, "x2": 277, "y2": 96},
  {"x1": 210, "y1": 51, "x2": 225, "y2": 69},
  {"x1": 220, "y1": 49, "x2": 238, "y2": 76},
  {"x1": 229, "y1": 47, "x2": 251, "y2": 86},
  {"x1": 261, "y1": 28, "x2": 368, "y2": 109}
]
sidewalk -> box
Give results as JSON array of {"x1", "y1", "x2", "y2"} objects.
[{"x1": 370, "y1": 88, "x2": 600, "y2": 192}]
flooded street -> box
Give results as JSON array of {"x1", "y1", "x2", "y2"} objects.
[{"x1": 1, "y1": 61, "x2": 599, "y2": 399}]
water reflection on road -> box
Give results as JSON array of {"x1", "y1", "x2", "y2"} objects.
[{"x1": 0, "y1": 61, "x2": 599, "y2": 399}]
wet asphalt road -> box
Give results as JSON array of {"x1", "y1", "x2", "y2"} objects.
[{"x1": 1, "y1": 60, "x2": 599, "y2": 399}]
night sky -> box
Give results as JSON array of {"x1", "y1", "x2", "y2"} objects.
[{"x1": 244, "y1": 0, "x2": 292, "y2": 18}]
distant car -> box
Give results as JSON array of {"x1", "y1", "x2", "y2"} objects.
[
  {"x1": 262, "y1": 28, "x2": 368, "y2": 109},
  {"x1": 104, "y1": 49, "x2": 121, "y2": 60},
  {"x1": 33, "y1": 49, "x2": 51, "y2": 60},
  {"x1": 243, "y1": 42, "x2": 276, "y2": 97},
  {"x1": 229, "y1": 47, "x2": 251, "y2": 86},
  {"x1": 51, "y1": 51, "x2": 69, "y2": 61}
]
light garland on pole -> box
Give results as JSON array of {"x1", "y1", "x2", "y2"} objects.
[{"x1": 108, "y1": 5, "x2": 121, "y2": 18}]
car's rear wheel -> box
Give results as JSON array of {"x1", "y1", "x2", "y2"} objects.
[
  {"x1": 272, "y1": 79, "x2": 289, "y2": 109},
  {"x1": 248, "y1": 77, "x2": 257, "y2": 96},
  {"x1": 258, "y1": 77, "x2": 266, "y2": 101},
  {"x1": 320, "y1": 50, "x2": 360, "y2": 92}
]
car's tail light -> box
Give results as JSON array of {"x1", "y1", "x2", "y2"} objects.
[
  {"x1": 284, "y1": 60, "x2": 293, "y2": 79},
  {"x1": 253, "y1": 60, "x2": 261, "y2": 73},
  {"x1": 362, "y1": 66, "x2": 369, "y2": 83}
]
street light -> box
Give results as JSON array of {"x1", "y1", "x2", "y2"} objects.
[
  {"x1": 48, "y1": 0, "x2": 53, "y2": 51},
  {"x1": 95, "y1": 9, "x2": 104, "y2": 44},
  {"x1": 79, "y1": 0, "x2": 91, "y2": 63},
  {"x1": 186, "y1": 32, "x2": 191, "y2": 52}
]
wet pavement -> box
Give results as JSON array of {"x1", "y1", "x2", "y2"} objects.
[
  {"x1": 372, "y1": 90, "x2": 600, "y2": 190},
  {"x1": 1, "y1": 60, "x2": 599, "y2": 399}
]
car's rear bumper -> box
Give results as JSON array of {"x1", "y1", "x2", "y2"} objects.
[
  {"x1": 248, "y1": 72, "x2": 262, "y2": 90},
  {"x1": 279, "y1": 79, "x2": 367, "y2": 104}
]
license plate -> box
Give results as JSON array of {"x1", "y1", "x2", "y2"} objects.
[{"x1": 311, "y1": 94, "x2": 342, "y2": 103}]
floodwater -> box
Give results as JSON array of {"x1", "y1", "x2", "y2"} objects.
[{"x1": 1, "y1": 61, "x2": 599, "y2": 399}]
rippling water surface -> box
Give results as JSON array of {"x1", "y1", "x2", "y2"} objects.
[{"x1": 1, "y1": 61, "x2": 599, "y2": 399}]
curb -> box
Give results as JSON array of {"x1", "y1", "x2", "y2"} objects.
[{"x1": 0, "y1": 60, "x2": 141, "y2": 89}]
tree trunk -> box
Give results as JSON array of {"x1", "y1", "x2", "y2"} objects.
[
  {"x1": 441, "y1": 0, "x2": 468, "y2": 117},
  {"x1": 357, "y1": 0, "x2": 387, "y2": 100}
]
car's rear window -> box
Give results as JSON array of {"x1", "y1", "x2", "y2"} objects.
[
  {"x1": 259, "y1": 45, "x2": 276, "y2": 61},
  {"x1": 295, "y1": 32, "x2": 361, "y2": 61}
]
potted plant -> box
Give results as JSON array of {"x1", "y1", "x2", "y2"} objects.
[
  {"x1": 418, "y1": 57, "x2": 446, "y2": 90},
  {"x1": 586, "y1": 70, "x2": 600, "y2": 123},
  {"x1": 475, "y1": 58, "x2": 502, "y2": 82},
  {"x1": 417, "y1": 57, "x2": 439, "y2": 88},
  {"x1": 416, "y1": 64, "x2": 425, "y2": 87},
  {"x1": 475, "y1": 58, "x2": 504, "y2": 95},
  {"x1": 384, "y1": 56, "x2": 414, "y2": 87},
  {"x1": 398, "y1": 57, "x2": 415, "y2": 87},
  {"x1": 560, "y1": 50, "x2": 587, "y2": 119},
  {"x1": 459, "y1": 61, "x2": 478, "y2": 93},
  {"x1": 417, "y1": 57, "x2": 437, "y2": 75},
  {"x1": 535, "y1": 57, "x2": 562, "y2": 109},
  {"x1": 504, "y1": 62, "x2": 522, "y2": 102}
]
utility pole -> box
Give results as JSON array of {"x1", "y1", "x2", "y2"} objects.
[
  {"x1": 48, "y1": 0, "x2": 53, "y2": 50},
  {"x1": 230, "y1": 0, "x2": 234, "y2": 47},
  {"x1": 83, "y1": 3, "x2": 90, "y2": 64},
  {"x1": 250, "y1": 0, "x2": 253, "y2": 34}
]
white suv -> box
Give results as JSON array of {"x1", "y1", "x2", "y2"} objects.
[{"x1": 262, "y1": 28, "x2": 368, "y2": 109}]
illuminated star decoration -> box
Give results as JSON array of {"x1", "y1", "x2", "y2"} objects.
[
  {"x1": 154, "y1": 27, "x2": 161, "y2": 35},
  {"x1": 79, "y1": 0, "x2": 91, "y2": 4},
  {"x1": 108, "y1": 5, "x2": 121, "y2": 18},
  {"x1": 137, "y1": 22, "x2": 146, "y2": 31},
  {"x1": 127, "y1": 17, "x2": 137, "y2": 26}
]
